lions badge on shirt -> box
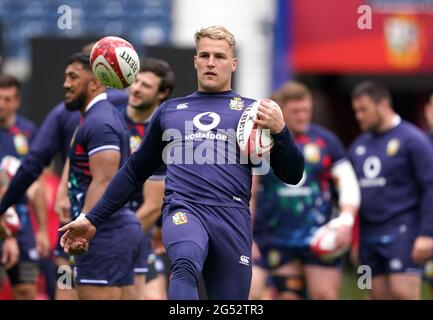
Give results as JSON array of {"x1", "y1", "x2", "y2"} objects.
[
  {"x1": 172, "y1": 211, "x2": 188, "y2": 225},
  {"x1": 229, "y1": 97, "x2": 244, "y2": 111},
  {"x1": 130, "y1": 135, "x2": 142, "y2": 153},
  {"x1": 386, "y1": 138, "x2": 400, "y2": 156},
  {"x1": 13, "y1": 133, "x2": 29, "y2": 155},
  {"x1": 304, "y1": 143, "x2": 321, "y2": 163}
]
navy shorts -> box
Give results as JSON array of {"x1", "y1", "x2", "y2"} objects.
[
  {"x1": 162, "y1": 199, "x2": 252, "y2": 299},
  {"x1": 134, "y1": 232, "x2": 151, "y2": 274},
  {"x1": 255, "y1": 243, "x2": 342, "y2": 270},
  {"x1": 75, "y1": 222, "x2": 142, "y2": 286},
  {"x1": 360, "y1": 228, "x2": 423, "y2": 277}
]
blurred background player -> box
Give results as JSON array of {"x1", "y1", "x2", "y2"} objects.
[
  {"x1": 250, "y1": 81, "x2": 360, "y2": 300},
  {"x1": 117, "y1": 57, "x2": 174, "y2": 299},
  {"x1": 0, "y1": 74, "x2": 50, "y2": 299},
  {"x1": 0, "y1": 44, "x2": 128, "y2": 300},
  {"x1": 60, "y1": 52, "x2": 142, "y2": 300},
  {"x1": 349, "y1": 81, "x2": 433, "y2": 299}
]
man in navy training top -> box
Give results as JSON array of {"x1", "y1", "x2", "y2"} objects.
[
  {"x1": 59, "y1": 26, "x2": 305, "y2": 300},
  {"x1": 60, "y1": 52, "x2": 142, "y2": 299},
  {"x1": 349, "y1": 81, "x2": 433, "y2": 299}
]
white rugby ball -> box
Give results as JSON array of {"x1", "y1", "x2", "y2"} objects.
[
  {"x1": 310, "y1": 223, "x2": 349, "y2": 260},
  {"x1": 236, "y1": 99, "x2": 280, "y2": 159},
  {"x1": 90, "y1": 36, "x2": 140, "y2": 89},
  {"x1": 1, "y1": 155, "x2": 21, "y2": 178}
]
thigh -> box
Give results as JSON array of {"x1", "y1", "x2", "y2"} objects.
[
  {"x1": 272, "y1": 260, "x2": 306, "y2": 300},
  {"x1": 389, "y1": 273, "x2": 421, "y2": 300},
  {"x1": 134, "y1": 274, "x2": 146, "y2": 300},
  {"x1": 249, "y1": 265, "x2": 269, "y2": 300},
  {"x1": 76, "y1": 285, "x2": 122, "y2": 300},
  {"x1": 304, "y1": 265, "x2": 342, "y2": 300},
  {"x1": 370, "y1": 275, "x2": 392, "y2": 300},
  {"x1": 203, "y1": 207, "x2": 252, "y2": 300},
  {"x1": 162, "y1": 206, "x2": 209, "y2": 255},
  {"x1": 143, "y1": 274, "x2": 167, "y2": 300}
]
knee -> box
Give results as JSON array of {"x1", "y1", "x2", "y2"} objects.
[
  {"x1": 168, "y1": 242, "x2": 204, "y2": 286},
  {"x1": 391, "y1": 286, "x2": 420, "y2": 300},
  {"x1": 309, "y1": 287, "x2": 339, "y2": 300},
  {"x1": 13, "y1": 284, "x2": 37, "y2": 300}
]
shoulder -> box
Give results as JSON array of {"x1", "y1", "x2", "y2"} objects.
[
  {"x1": 85, "y1": 101, "x2": 121, "y2": 127},
  {"x1": 398, "y1": 121, "x2": 433, "y2": 150},
  {"x1": 310, "y1": 124, "x2": 343, "y2": 144},
  {"x1": 348, "y1": 132, "x2": 370, "y2": 154},
  {"x1": 106, "y1": 88, "x2": 128, "y2": 108},
  {"x1": 399, "y1": 121, "x2": 428, "y2": 140},
  {"x1": 16, "y1": 115, "x2": 37, "y2": 133},
  {"x1": 45, "y1": 102, "x2": 68, "y2": 122}
]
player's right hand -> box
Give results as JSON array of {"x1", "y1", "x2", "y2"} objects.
[
  {"x1": 1, "y1": 236, "x2": 19, "y2": 269},
  {"x1": 59, "y1": 214, "x2": 96, "y2": 255},
  {"x1": 0, "y1": 218, "x2": 11, "y2": 240}
]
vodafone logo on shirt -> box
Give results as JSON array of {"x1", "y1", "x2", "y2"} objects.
[
  {"x1": 360, "y1": 156, "x2": 386, "y2": 187},
  {"x1": 192, "y1": 112, "x2": 221, "y2": 131}
]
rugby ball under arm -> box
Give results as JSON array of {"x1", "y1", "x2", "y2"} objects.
[{"x1": 236, "y1": 99, "x2": 276, "y2": 158}]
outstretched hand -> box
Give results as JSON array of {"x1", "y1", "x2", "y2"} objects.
[{"x1": 59, "y1": 214, "x2": 96, "y2": 255}]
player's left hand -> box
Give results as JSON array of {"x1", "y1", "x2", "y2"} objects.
[
  {"x1": 411, "y1": 236, "x2": 433, "y2": 265},
  {"x1": 329, "y1": 212, "x2": 355, "y2": 249},
  {"x1": 334, "y1": 224, "x2": 353, "y2": 249},
  {"x1": 254, "y1": 99, "x2": 285, "y2": 134},
  {"x1": 59, "y1": 214, "x2": 96, "y2": 255},
  {"x1": 1, "y1": 236, "x2": 19, "y2": 269}
]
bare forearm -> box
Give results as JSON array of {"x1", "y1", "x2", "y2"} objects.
[
  {"x1": 27, "y1": 180, "x2": 47, "y2": 231},
  {"x1": 137, "y1": 204, "x2": 161, "y2": 232},
  {"x1": 82, "y1": 179, "x2": 111, "y2": 213},
  {"x1": 32, "y1": 182, "x2": 48, "y2": 231}
]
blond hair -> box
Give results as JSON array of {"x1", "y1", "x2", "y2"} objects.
[
  {"x1": 194, "y1": 26, "x2": 236, "y2": 49},
  {"x1": 278, "y1": 81, "x2": 312, "y2": 102}
]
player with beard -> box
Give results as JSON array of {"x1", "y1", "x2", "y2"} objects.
[
  {"x1": 59, "y1": 53, "x2": 142, "y2": 299},
  {"x1": 349, "y1": 81, "x2": 433, "y2": 299}
]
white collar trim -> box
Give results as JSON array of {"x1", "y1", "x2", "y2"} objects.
[{"x1": 85, "y1": 92, "x2": 108, "y2": 112}]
